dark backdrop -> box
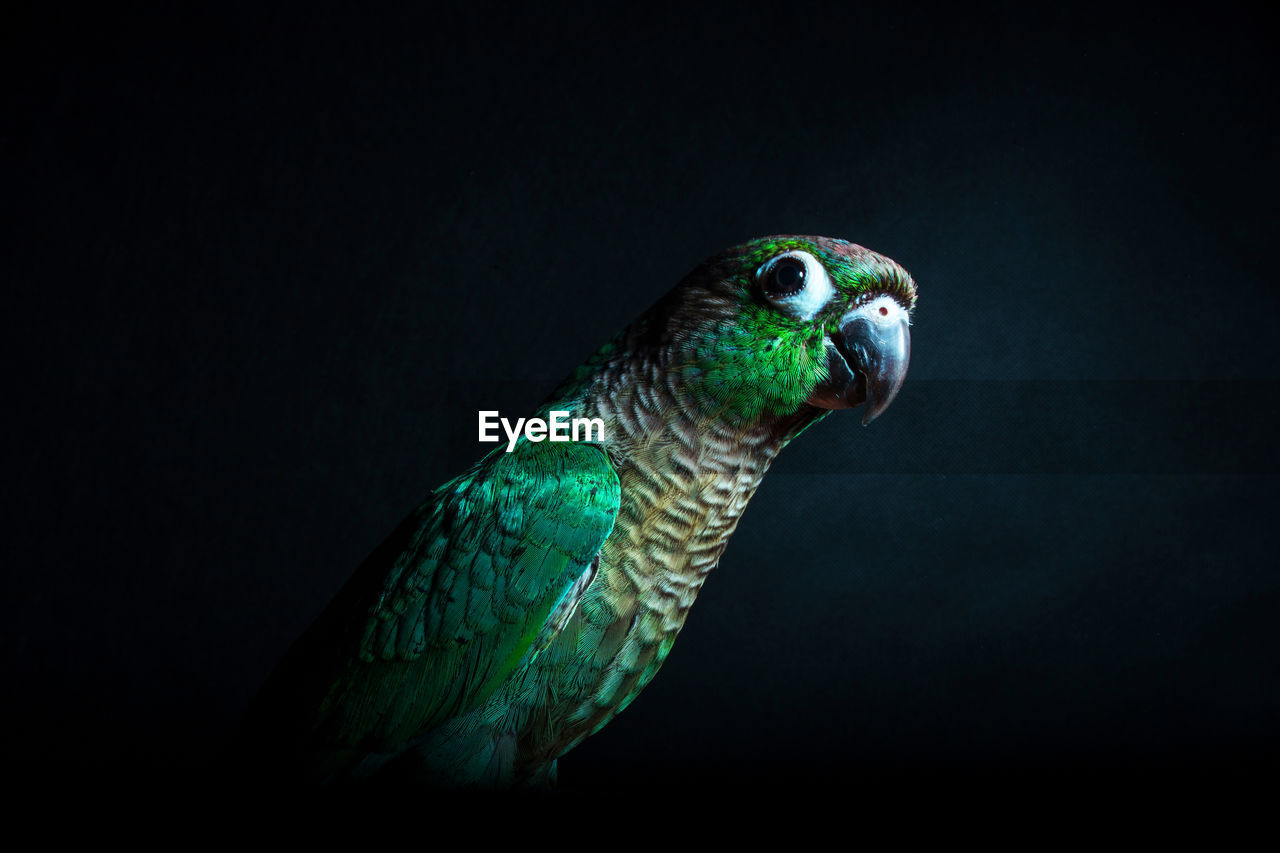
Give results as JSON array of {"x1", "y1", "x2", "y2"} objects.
[{"x1": 4, "y1": 2, "x2": 1277, "y2": 796}]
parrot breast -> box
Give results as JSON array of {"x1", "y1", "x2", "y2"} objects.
[{"x1": 431, "y1": 337, "x2": 819, "y2": 781}]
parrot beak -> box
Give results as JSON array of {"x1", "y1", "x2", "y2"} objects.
[{"x1": 807, "y1": 297, "x2": 911, "y2": 424}]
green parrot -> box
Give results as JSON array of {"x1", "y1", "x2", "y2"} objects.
[{"x1": 239, "y1": 235, "x2": 917, "y2": 786}]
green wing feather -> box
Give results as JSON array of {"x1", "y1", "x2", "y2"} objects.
[{"x1": 242, "y1": 439, "x2": 620, "y2": 778}]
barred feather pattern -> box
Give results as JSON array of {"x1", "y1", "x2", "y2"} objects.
[{"x1": 402, "y1": 296, "x2": 824, "y2": 785}]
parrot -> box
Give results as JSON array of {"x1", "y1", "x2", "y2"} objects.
[{"x1": 237, "y1": 235, "x2": 917, "y2": 787}]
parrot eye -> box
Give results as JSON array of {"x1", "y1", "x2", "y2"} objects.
[
  {"x1": 765, "y1": 257, "x2": 806, "y2": 297},
  {"x1": 756, "y1": 250, "x2": 835, "y2": 321}
]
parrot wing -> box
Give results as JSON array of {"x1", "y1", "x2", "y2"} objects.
[{"x1": 245, "y1": 439, "x2": 620, "y2": 773}]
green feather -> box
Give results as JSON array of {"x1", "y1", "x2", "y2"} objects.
[{"x1": 239, "y1": 440, "x2": 620, "y2": 779}]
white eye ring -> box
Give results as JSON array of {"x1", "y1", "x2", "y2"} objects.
[{"x1": 756, "y1": 250, "x2": 835, "y2": 321}]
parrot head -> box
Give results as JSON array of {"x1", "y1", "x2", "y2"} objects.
[{"x1": 650, "y1": 235, "x2": 916, "y2": 426}]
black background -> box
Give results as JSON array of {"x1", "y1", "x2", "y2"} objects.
[{"x1": 4, "y1": 1, "x2": 1278, "y2": 800}]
